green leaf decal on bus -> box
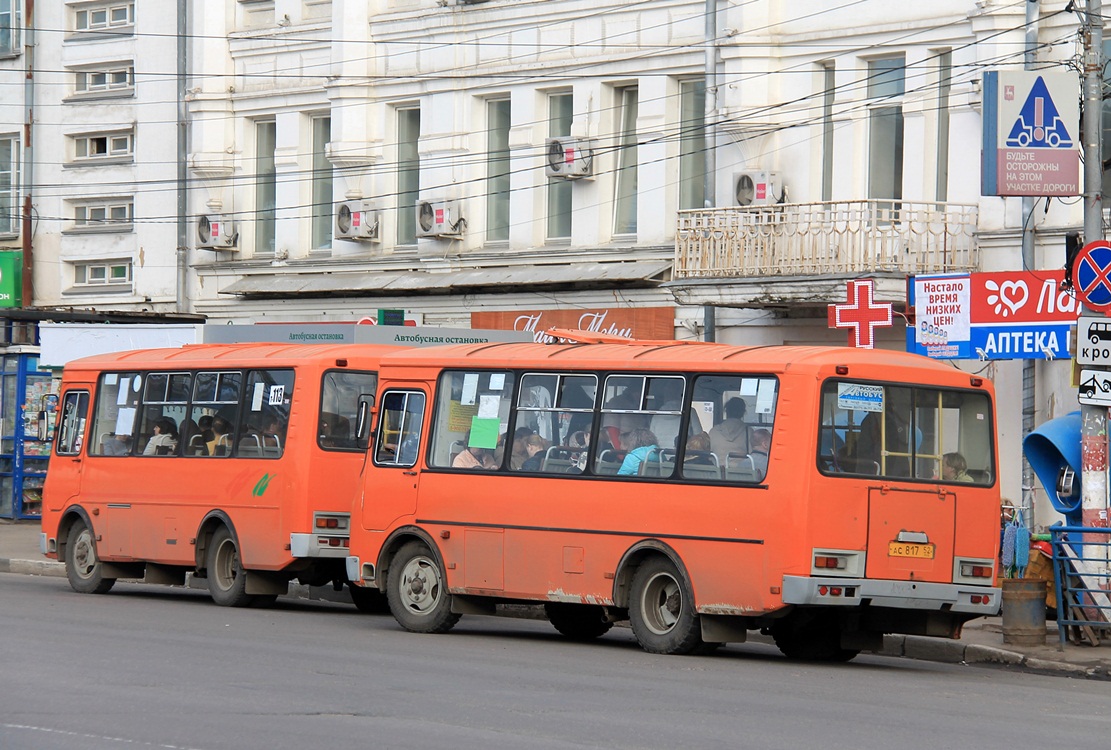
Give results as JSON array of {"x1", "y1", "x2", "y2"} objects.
[{"x1": 252, "y1": 473, "x2": 273, "y2": 497}]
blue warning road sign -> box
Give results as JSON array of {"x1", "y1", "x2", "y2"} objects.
[{"x1": 982, "y1": 70, "x2": 1080, "y2": 197}]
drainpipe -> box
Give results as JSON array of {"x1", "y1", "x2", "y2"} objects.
[
  {"x1": 702, "y1": 0, "x2": 717, "y2": 342},
  {"x1": 1020, "y1": 0, "x2": 1038, "y2": 524},
  {"x1": 175, "y1": 0, "x2": 188, "y2": 312},
  {"x1": 20, "y1": 0, "x2": 33, "y2": 307}
]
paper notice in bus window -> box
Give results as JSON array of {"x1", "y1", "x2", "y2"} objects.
[
  {"x1": 755, "y1": 379, "x2": 775, "y2": 414},
  {"x1": 251, "y1": 383, "x2": 265, "y2": 411},
  {"x1": 268, "y1": 385, "x2": 285, "y2": 406},
  {"x1": 115, "y1": 407, "x2": 135, "y2": 436},
  {"x1": 489, "y1": 374, "x2": 505, "y2": 391},
  {"x1": 104, "y1": 374, "x2": 118, "y2": 386},
  {"x1": 116, "y1": 379, "x2": 130, "y2": 405},
  {"x1": 478, "y1": 394, "x2": 500, "y2": 419},
  {"x1": 740, "y1": 379, "x2": 758, "y2": 396},
  {"x1": 461, "y1": 374, "x2": 479, "y2": 406},
  {"x1": 469, "y1": 416, "x2": 499, "y2": 449},
  {"x1": 837, "y1": 383, "x2": 884, "y2": 413},
  {"x1": 448, "y1": 401, "x2": 478, "y2": 432}
]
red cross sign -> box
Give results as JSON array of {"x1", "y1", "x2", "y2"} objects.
[{"x1": 827, "y1": 279, "x2": 893, "y2": 349}]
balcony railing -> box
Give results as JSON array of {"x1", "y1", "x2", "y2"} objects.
[{"x1": 674, "y1": 200, "x2": 979, "y2": 279}]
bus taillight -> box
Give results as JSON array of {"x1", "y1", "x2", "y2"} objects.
[{"x1": 314, "y1": 513, "x2": 349, "y2": 531}]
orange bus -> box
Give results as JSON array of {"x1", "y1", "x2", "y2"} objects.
[
  {"x1": 41, "y1": 343, "x2": 394, "y2": 610},
  {"x1": 346, "y1": 335, "x2": 1001, "y2": 659}
]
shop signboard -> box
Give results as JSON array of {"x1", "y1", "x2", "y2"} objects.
[
  {"x1": 0, "y1": 251, "x2": 22, "y2": 308},
  {"x1": 471, "y1": 307, "x2": 675, "y2": 342},
  {"x1": 907, "y1": 271, "x2": 1075, "y2": 360}
]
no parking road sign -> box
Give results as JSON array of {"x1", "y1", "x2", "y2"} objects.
[{"x1": 1072, "y1": 240, "x2": 1111, "y2": 313}]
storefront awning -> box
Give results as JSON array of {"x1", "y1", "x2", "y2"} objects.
[{"x1": 220, "y1": 261, "x2": 672, "y2": 298}]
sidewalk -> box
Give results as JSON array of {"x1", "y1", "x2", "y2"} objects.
[{"x1": 3, "y1": 518, "x2": 1108, "y2": 678}]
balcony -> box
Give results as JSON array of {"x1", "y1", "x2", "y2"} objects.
[{"x1": 670, "y1": 200, "x2": 979, "y2": 310}]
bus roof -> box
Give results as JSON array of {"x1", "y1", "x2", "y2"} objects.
[
  {"x1": 59, "y1": 342, "x2": 407, "y2": 371},
  {"x1": 376, "y1": 340, "x2": 980, "y2": 386}
]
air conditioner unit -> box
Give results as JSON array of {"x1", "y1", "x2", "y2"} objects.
[
  {"x1": 733, "y1": 171, "x2": 783, "y2": 207},
  {"x1": 545, "y1": 137, "x2": 594, "y2": 179},
  {"x1": 415, "y1": 199, "x2": 465, "y2": 238},
  {"x1": 335, "y1": 200, "x2": 380, "y2": 242},
  {"x1": 196, "y1": 215, "x2": 238, "y2": 249}
]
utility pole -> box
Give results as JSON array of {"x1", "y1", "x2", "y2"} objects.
[
  {"x1": 1021, "y1": 0, "x2": 1039, "y2": 526},
  {"x1": 1080, "y1": 0, "x2": 1109, "y2": 539},
  {"x1": 20, "y1": 0, "x2": 34, "y2": 308}
]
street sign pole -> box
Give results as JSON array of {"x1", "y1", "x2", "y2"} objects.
[{"x1": 1080, "y1": 3, "x2": 1110, "y2": 563}]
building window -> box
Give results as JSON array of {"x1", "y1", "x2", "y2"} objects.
[
  {"x1": 73, "y1": 131, "x2": 134, "y2": 163},
  {"x1": 74, "y1": 3, "x2": 134, "y2": 33},
  {"x1": 934, "y1": 51, "x2": 952, "y2": 202},
  {"x1": 397, "y1": 107, "x2": 420, "y2": 245},
  {"x1": 73, "y1": 199, "x2": 133, "y2": 230},
  {"x1": 678, "y1": 79, "x2": 706, "y2": 210},
  {"x1": 311, "y1": 116, "x2": 332, "y2": 250},
  {"x1": 74, "y1": 64, "x2": 134, "y2": 95},
  {"x1": 486, "y1": 98, "x2": 511, "y2": 243},
  {"x1": 0, "y1": 136, "x2": 17, "y2": 235},
  {"x1": 0, "y1": 0, "x2": 20, "y2": 55},
  {"x1": 867, "y1": 56, "x2": 905, "y2": 202},
  {"x1": 74, "y1": 260, "x2": 132, "y2": 286},
  {"x1": 613, "y1": 87, "x2": 639, "y2": 235},
  {"x1": 547, "y1": 93, "x2": 572, "y2": 240},
  {"x1": 820, "y1": 62, "x2": 835, "y2": 202},
  {"x1": 255, "y1": 120, "x2": 276, "y2": 255}
]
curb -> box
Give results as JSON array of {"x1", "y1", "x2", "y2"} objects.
[{"x1": 0, "y1": 557, "x2": 66, "y2": 578}]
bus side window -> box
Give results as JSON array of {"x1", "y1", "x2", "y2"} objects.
[
  {"x1": 91, "y1": 372, "x2": 140, "y2": 456},
  {"x1": 429, "y1": 370, "x2": 515, "y2": 468},
  {"x1": 56, "y1": 391, "x2": 90, "y2": 456},
  {"x1": 375, "y1": 391, "x2": 425, "y2": 467}
]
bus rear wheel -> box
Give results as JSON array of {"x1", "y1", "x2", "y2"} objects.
[
  {"x1": 65, "y1": 520, "x2": 115, "y2": 595},
  {"x1": 545, "y1": 603, "x2": 613, "y2": 641},
  {"x1": 628, "y1": 557, "x2": 705, "y2": 655},
  {"x1": 207, "y1": 527, "x2": 252, "y2": 607},
  {"x1": 387, "y1": 541, "x2": 460, "y2": 634}
]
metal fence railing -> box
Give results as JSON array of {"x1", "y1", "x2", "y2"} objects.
[{"x1": 1050, "y1": 525, "x2": 1111, "y2": 648}]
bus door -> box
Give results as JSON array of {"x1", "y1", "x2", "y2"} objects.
[
  {"x1": 362, "y1": 389, "x2": 426, "y2": 531},
  {"x1": 50, "y1": 389, "x2": 93, "y2": 513}
]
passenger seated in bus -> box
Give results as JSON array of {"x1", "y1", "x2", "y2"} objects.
[
  {"x1": 617, "y1": 428, "x2": 659, "y2": 476},
  {"x1": 101, "y1": 433, "x2": 132, "y2": 456},
  {"x1": 518, "y1": 433, "x2": 550, "y2": 472},
  {"x1": 453, "y1": 438, "x2": 498, "y2": 470},
  {"x1": 709, "y1": 397, "x2": 749, "y2": 459},
  {"x1": 650, "y1": 380, "x2": 684, "y2": 449},
  {"x1": 684, "y1": 432, "x2": 715, "y2": 464},
  {"x1": 857, "y1": 391, "x2": 913, "y2": 476},
  {"x1": 207, "y1": 416, "x2": 232, "y2": 456},
  {"x1": 509, "y1": 426, "x2": 536, "y2": 470},
  {"x1": 142, "y1": 418, "x2": 179, "y2": 456},
  {"x1": 942, "y1": 451, "x2": 974, "y2": 483},
  {"x1": 748, "y1": 428, "x2": 771, "y2": 480}
]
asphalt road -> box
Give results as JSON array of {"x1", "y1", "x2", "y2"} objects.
[{"x1": 1, "y1": 574, "x2": 1108, "y2": 750}]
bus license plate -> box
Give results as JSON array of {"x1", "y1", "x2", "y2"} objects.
[{"x1": 888, "y1": 541, "x2": 935, "y2": 560}]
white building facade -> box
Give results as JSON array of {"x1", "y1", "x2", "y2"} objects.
[{"x1": 2, "y1": 0, "x2": 1097, "y2": 522}]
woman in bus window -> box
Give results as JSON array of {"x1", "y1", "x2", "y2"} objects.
[
  {"x1": 618, "y1": 428, "x2": 659, "y2": 476},
  {"x1": 143, "y1": 418, "x2": 179, "y2": 456}
]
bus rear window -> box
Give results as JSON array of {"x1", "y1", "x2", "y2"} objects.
[{"x1": 819, "y1": 381, "x2": 994, "y2": 484}]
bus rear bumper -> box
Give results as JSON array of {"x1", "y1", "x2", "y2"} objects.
[
  {"x1": 782, "y1": 575, "x2": 1001, "y2": 616},
  {"x1": 290, "y1": 533, "x2": 350, "y2": 559}
]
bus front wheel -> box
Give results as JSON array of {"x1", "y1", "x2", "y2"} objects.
[
  {"x1": 65, "y1": 520, "x2": 116, "y2": 595},
  {"x1": 628, "y1": 557, "x2": 705, "y2": 655},
  {"x1": 207, "y1": 527, "x2": 252, "y2": 607},
  {"x1": 387, "y1": 541, "x2": 460, "y2": 634}
]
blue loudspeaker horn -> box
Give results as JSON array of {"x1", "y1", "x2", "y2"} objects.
[{"x1": 1022, "y1": 411, "x2": 1082, "y2": 525}]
